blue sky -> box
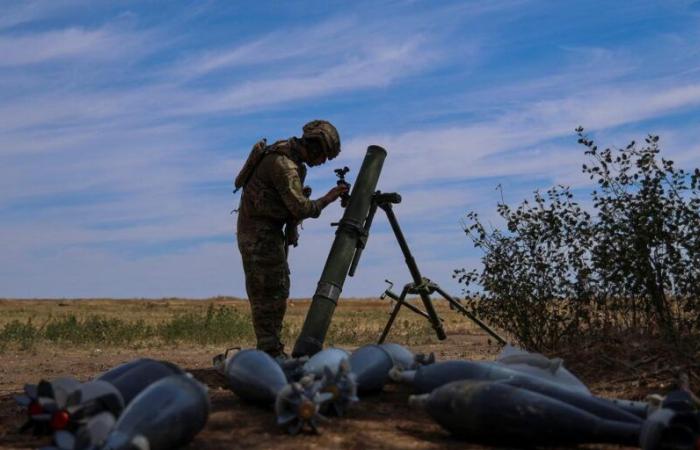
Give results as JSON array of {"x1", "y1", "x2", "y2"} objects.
[{"x1": 2, "y1": 0, "x2": 700, "y2": 298}]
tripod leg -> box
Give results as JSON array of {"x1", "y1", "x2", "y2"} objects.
[
  {"x1": 384, "y1": 288, "x2": 436, "y2": 321},
  {"x1": 378, "y1": 286, "x2": 408, "y2": 344},
  {"x1": 381, "y1": 203, "x2": 446, "y2": 340},
  {"x1": 402, "y1": 299, "x2": 439, "y2": 322},
  {"x1": 434, "y1": 285, "x2": 507, "y2": 345}
]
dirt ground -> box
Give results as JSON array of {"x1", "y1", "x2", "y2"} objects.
[
  {"x1": 1, "y1": 332, "x2": 660, "y2": 450},
  {"x1": 2, "y1": 298, "x2": 691, "y2": 449}
]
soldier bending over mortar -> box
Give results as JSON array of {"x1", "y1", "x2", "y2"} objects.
[{"x1": 234, "y1": 120, "x2": 348, "y2": 357}]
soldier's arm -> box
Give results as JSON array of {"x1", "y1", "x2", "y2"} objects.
[{"x1": 271, "y1": 157, "x2": 329, "y2": 220}]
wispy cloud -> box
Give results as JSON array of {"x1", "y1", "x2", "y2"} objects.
[
  {"x1": 1, "y1": 1, "x2": 700, "y2": 298},
  {"x1": 341, "y1": 81, "x2": 700, "y2": 192},
  {"x1": 0, "y1": 27, "x2": 134, "y2": 66},
  {"x1": 172, "y1": 17, "x2": 363, "y2": 79},
  {"x1": 0, "y1": 0, "x2": 87, "y2": 31},
  {"x1": 0, "y1": 11, "x2": 438, "y2": 132},
  {"x1": 187, "y1": 38, "x2": 432, "y2": 114}
]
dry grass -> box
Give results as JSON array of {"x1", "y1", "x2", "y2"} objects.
[{"x1": 0, "y1": 297, "x2": 484, "y2": 351}]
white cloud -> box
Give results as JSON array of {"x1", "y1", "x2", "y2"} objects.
[
  {"x1": 0, "y1": 0, "x2": 87, "y2": 31},
  {"x1": 189, "y1": 39, "x2": 431, "y2": 114},
  {"x1": 0, "y1": 21, "x2": 434, "y2": 133},
  {"x1": 337, "y1": 81, "x2": 700, "y2": 193},
  {"x1": 2, "y1": 1, "x2": 700, "y2": 298},
  {"x1": 0, "y1": 26, "x2": 146, "y2": 66},
  {"x1": 172, "y1": 17, "x2": 362, "y2": 79},
  {"x1": 0, "y1": 240, "x2": 241, "y2": 298}
]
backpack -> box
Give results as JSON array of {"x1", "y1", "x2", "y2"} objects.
[{"x1": 233, "y1": 139, "x2": 268, "y2": 193}]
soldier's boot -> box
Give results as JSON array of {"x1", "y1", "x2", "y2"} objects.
[{"x1": 257, "y1": 336, "x2": 285, "y2": 357}]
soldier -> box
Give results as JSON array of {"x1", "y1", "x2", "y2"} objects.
[{"x1": 235, "y1": 120, "x2": 348, "y2": 357}]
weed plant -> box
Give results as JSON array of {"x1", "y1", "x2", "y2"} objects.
[{"x1": 159, "y1": 304, "x2": 253, "y2": 345}]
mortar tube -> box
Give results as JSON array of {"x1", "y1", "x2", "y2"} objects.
[{"x1": 293, "y1": 145, "x2": 387, "y2": 357}]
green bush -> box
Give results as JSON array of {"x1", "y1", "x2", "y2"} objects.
[{"x1": 457, "y1": 129, "x2": 700, "y2": 352}]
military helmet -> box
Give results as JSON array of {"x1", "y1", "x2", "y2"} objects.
[{"x1": 302, "y1": 120, "x2": 341, "y2": 160}]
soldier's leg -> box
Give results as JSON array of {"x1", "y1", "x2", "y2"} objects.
[
  {"x1": 245, "y1": 261, "x2": 288, "y2": 355},
  {"x1": 238, "y1": 232, "x2": 289, "y2": 356}
]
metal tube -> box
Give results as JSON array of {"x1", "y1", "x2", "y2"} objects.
[{"x1": 293, "y1": 145, "x2": 387, "y2": 357}]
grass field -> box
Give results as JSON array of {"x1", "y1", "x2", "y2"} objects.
[{"x1": 0, "y1": 297, "x2": 483, "y2": 352}]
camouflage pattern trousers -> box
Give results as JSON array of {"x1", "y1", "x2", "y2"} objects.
[{"x1": 237, "y1": 227, "x2": 289, "y2": 356}]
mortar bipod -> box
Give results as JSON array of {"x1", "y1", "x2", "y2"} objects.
[
  {"x1": 351, "y1": 190, "x2": 506, "y2": 346},
  {"x1": 378, "y1": 278, "x2": 506, "y2": 345}
]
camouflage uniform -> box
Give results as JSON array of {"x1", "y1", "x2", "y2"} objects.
[{"x1": 237, "y1": 138, "x2": 324, "y2": 355}]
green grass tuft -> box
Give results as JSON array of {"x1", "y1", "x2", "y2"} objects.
[
  {"x1": 0, "y1": 319, "x2": 37, "y2": 350},
  {"x1": 0, "y1": 304, "x2": 255, "y2": 350},
  {"x1": 159, "y1": 304, "x2": 254, "y2": 345}
]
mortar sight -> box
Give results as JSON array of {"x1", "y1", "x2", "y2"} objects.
[
  {"x1": 334, "y1": 166, "x2": 351, "y2": 207},
  {"x1": 334, "y1": 166, "x2": 350, "y2": 179}
]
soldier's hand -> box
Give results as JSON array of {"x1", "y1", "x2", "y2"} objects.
[
  {"x1": 285, "y1": 224, "x2": 300, "y2": 247},
  {"x1": 322, "y1": 185, "x2": 349, "y2": 203}
]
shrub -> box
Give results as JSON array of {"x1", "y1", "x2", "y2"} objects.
[{"x1": 456, "y1": 129, "x2": 700, "y2": 352}]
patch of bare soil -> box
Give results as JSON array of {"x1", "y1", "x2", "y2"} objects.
[{"x1": 0, "y1": 332, "x2": 682, "y2": 450}]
